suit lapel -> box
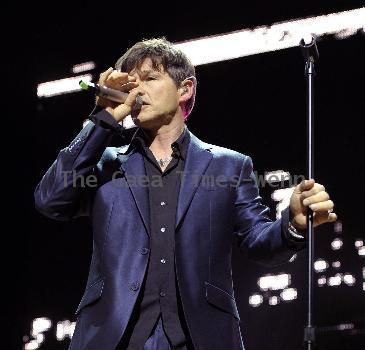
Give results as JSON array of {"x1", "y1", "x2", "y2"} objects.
[
  {"x1": 175, "y1": 132, "x2": 213, "y2": 230},
  {"x1": 117, "y1": 150, "x2": 150, "y2": 237}
]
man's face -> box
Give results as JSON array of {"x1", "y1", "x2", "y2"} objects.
[{"x1": 129, "y1": 58, "x2": 181, "y2": 129}]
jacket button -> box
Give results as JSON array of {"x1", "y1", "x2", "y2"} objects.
[
  {"x1": 130, "y1": 282, "x2": 140, "y2": 291},
  {"x1": 139, "y1": 248, "x2": 149, "y2": 255}
]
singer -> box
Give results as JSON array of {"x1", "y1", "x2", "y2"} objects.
[{"x1": 34, "y1": 38, "x2": 336, "y2": 350}]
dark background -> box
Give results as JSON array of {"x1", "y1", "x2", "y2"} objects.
[{"x1": 8, "y1": 1, "x2": 365, "y2": 349}]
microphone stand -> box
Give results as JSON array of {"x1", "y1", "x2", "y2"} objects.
[{"x1": 300, "y1": 36, "x2": 319, "y2": 350}]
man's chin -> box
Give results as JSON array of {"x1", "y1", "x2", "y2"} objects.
[{"x1": 132, "y1": 113, "x2": 157, "y2": 128}]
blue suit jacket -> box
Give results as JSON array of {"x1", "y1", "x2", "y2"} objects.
[{"x1": 35, "y1": 117, "x2": 304, "y2": 350}]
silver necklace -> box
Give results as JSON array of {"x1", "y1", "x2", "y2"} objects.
[{"x1": 158, "y1": 156, "x2": 172, "y2": 168}]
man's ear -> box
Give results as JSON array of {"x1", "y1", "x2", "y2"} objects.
[{"x1": 178, "y1": 79, "x2": 194, "y2": 103}]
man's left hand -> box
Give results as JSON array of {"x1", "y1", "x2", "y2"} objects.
[{"x1": 289, "y1": 179, "x2": 337, "y2": 230}]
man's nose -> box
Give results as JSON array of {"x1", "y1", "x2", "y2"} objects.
[{"x1": 135, "y1": 80, "x2": 147, "y2": 94}]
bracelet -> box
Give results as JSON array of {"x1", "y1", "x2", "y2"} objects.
[{"x1": 288, "y1": 221, "x2": 305, "y2": 240}]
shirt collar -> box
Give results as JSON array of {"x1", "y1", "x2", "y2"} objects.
[{"x1": 126, "y1": 125, "x2": 190, "y2": 160}]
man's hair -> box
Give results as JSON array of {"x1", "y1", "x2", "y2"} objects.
[{"x1": 115, "y1": 38, "x2": 197, "y2": 119}]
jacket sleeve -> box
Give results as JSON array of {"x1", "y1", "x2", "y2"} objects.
[
  {"x1": 34, "y1": 110, "x2": 121, "y2": 221},
  {"x1": 233, "y1": 155, "x2": 306, "y2": 267}
]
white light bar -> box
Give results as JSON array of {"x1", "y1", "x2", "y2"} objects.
[
  {"x1": 72, "y1": 61, "x2": 96, "y2": 74},
  {"x1": 174, "y1": 8, "x2": 365, "y2": 65},
  {"x1": 37, "y1": 74, "x2": 93, "y2": 98}
]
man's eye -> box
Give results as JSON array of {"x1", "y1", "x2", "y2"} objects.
[{"x1": 147, "y1": 76, "x2": 157, "y2": 81}]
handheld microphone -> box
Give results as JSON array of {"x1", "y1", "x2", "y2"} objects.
[{"x1": 79, "y1": 80, "x2": 143, "y2": 106}]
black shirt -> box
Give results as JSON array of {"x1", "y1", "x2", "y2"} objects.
[{"x1": 118, "y1": 126, "x2": 193, "y2": 349}]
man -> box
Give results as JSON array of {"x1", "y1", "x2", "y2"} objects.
[{"x1": 34, "y1": 38, "x2": 336, "y2": 350}]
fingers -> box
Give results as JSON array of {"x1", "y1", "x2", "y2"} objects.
[
  {"x1": 302, "y1": 190, "x2": 329, "y2": 206},
  {"x1": 99, "y1": 68, "x2": 137, "y2": 90},
  {"x1": 300, "y1": 183, "x2": 326, "y2": 202},
  {"x1": 123, "y1": 88, "x2": 141, "y2": 107},
  {"x1": 298, "y1": 179, "x2": 315, "y2": 192},
  {"x1": 314, "y1": 211, "x2": 338, "y2": 227},
  {"x1": 99, "y1": 67, "x2": 113, "y2": 85},
  {"x1": 119, "y1": 81, "x2": 139, "y2": 92},
  {"x1": 307, "y1": 199, "x2": 334, "y2": 212},
  {"x1": 112, "y1": 88, "x2": 142, "y2": 122}
]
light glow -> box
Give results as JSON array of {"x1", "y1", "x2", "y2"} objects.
[
  {"x1": 331, "y1": 238, "x2": 343, "y2": 250},
  {"x1": 358, "y1": 246, "x2": 365, "y2": 256},
  {"x1": 249, "y1": 294, "x2": 263, "y2": 307},
  {"x1": 72, "y1": 61, "x2": 96, "y2": 73},
  {"x1": 258, "y1": 273, "x2": 290, "y2": 291},
  {"x1": 318, "y1": 276, "x2": 327, "y2": 286},
  {"x1": 174, "y1": 8, "x2": 365, "y2": 65},
  {"x1": 56, "y1": 320, "x2": 76, "y2": 341},
  {"x1": 31, "y1": 318, "x2": 52, "y2": 337},
  {"x1": 269, "y1": 296, "x2": 279, "y2": 305},
  {"x1": 355, "y1": 240, "x2": 363, "y2": 248},
  {"x1": 328, "y1": 274, "x2": 342, "y2": 286},
  {"x1": 280, "y1": 288, "x2": 298, "y2": 301},
  {"x1": 314, "y1": 259, "x2": 329, "y2": 272},
  {"x1": 332, "y1": 261, "x2": 341, "y2": 269},
  {"x1": 343, "y1": 274, "x2": 356, "y2": 286}
]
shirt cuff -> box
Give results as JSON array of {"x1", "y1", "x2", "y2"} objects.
[{"x1": 281, "y1": 207, "x2": 306, "y2": 250}]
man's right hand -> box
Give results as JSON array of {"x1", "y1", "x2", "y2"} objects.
[{"x1": 97, "y1": 67, "x2": 140, "y2": 123}]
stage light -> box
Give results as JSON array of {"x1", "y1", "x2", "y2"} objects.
[
  {"x1": 24, "y1": 340, "x2": 39, "y2": 350},
  {"x1": 269, "y1": 296, "x2": 279, "y2": 305},
  {"x1": 37, "y1": 74, "x2": 93, "y2": 98},
  {"x1": 280, "y1": 288, "x2": 298, "y2": 301},
  {"x1": 358, "y1": 246, "x2": 365, "y2": 256},
  {"x1": 314, "y1": 259, "x2": 329, "y2": 272},
  {"x1": 258, "y1": 273, "x2": 290, "y2": 291},
  {"x1": 355, "y1": 240, "x2": 363, "y2": 248},
  {"x1": 31, "y1": 318, "x2": 52, "y2": 337},
  {"x1": 328, "y1": 274, "x2": 342, "y2": 286},
  {"x1": 56, "y1": 320, "x2": 76, "y2": 341},
  {"x1": 334, "y1": 220, "x2": 343, "y2": 233},
  {"x1": 331, "y1": 238, "x2": 343, "y2": 250},
  {"x1": 174, "y1": 8, "x2": 365, "y2": 65},
  {"x1": 336, "y1": 323, "x2": 355, "y2": 330},
  {"x1": 343, "y1": 274, "x2": 356, "y2": 286},
  {"x1": 72, "y1": 61, "x2": 96, "y2": 73},
  {"x1": 249, "y1": 294, "x2": 263, "y2": 307},
  {"x1": 318, "y1": 276, "x2": 326, "y2": 287},
  {"x1": 332, "y1": 261, "x2": 341, "y2": 269}
]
